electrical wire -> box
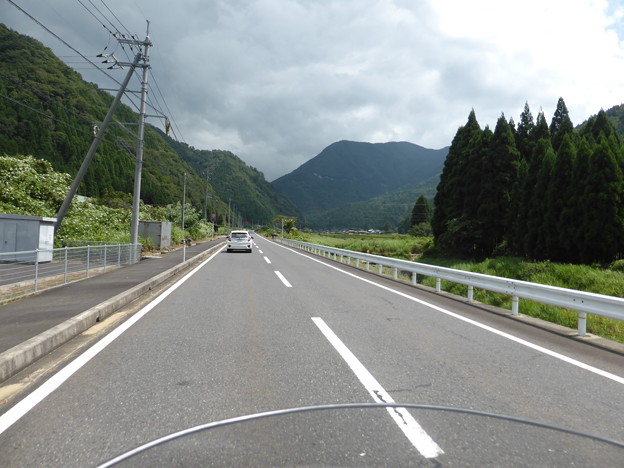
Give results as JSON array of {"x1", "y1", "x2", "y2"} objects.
[
  {"x1": 6, "y1": 0, "x2": 185, "y2": 146},
  {"x1": 76, "y1": 0, "x2": 116, "y2": 36},
  {"x1": 99, "y1": 0, "x2": 137, "y2": 44},
  {"x1": 95, "y1": 402, "x2": 624, "y2": 468},
  {"x1": 5, "y1": 0, "x2": 123, "y2": 88},
  {"x1": 150, "y1": 72, "x2": 186, "y2": 143}
]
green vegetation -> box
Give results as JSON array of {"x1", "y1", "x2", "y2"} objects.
[
  {"x1": 0, "y1": 155, "x2": 215, "y2": 247},
  {"x1": 300, "y1": 233, "x2": 433, "y2": 260},
  {"x1": 432, "y1": 99, "x2": 624, "y2": 264},
  {"x1": 304, "y1": 233, "x2": 624, "y2": 343}
]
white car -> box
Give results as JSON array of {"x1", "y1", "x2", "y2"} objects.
[{"x1": 226, "y1": 230, "x2": 253, "y2": 253}]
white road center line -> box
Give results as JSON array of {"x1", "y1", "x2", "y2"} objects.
[
  {"x1": 312, "y1": 317, "x2": 444, "y2": 459},
  {"x1": 274, "y1": 270, "x2": 292, "y2": 287},
  {"x1": 264, "y1": 256, "x2": 272, "y2": 264}
]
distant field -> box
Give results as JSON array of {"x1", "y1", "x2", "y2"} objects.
[
  {"x1": 303, "y1": 233, "x2": 624, "y2": 343},
  {"x1": 304, "y1": 233, "x2": 432, "y2": 260}
]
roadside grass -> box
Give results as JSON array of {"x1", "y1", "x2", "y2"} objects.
[{"x1": 305, "y1": 234, "x2": 624, "y2": 343}]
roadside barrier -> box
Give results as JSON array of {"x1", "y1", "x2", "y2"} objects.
[
  {"x1": 279, "y1": 238, "x2": 624, "y2": 337},
  {"x1": 0, "y1": 244, "x2": 142, "y2": 305}
]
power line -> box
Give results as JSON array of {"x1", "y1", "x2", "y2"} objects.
[
  {"x1": 76, "y1": 0, "x2": 116, "y2": 36},
  {"x1": 5, "y1": 0, "x2": 123, "y2": 88},
  {"x1": 150, "y1": 72, "x2": 186, "y2": 143},
  {"x1": 7, "y1": 0, "x2": 186, "y2": 146},
  {"x1": 99, "y1": 0, "x2": 137, "y2": 43}
]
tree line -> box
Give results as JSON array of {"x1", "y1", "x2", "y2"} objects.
[{"x1": 430, "y1": 98, "x2": 624, "y2": 264}]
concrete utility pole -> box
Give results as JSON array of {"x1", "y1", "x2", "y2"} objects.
[
  {"x1": 181, "y1": 172, "x2": 186, "y2": 231},
  {"x1": 204, "y1": 169, "x2": 210, "y2": 221},
  {"x1": 129, "y1": 23, "x2": 152, "y2": 248}
]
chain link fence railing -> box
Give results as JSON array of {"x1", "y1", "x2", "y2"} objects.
[{"x1": 0, "y1": 244, "x2": 142, "y2": 305}]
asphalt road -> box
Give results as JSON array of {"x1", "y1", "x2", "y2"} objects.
[{"x1": 0, "y1": 235, "x2": 623, "y2": 467}]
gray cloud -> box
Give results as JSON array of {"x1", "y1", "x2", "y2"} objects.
[{"x1": 2, "y1": 0, "x2": 624, "y2": 181}]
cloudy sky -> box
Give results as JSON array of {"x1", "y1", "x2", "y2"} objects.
[{"x1": 3, "y1": 0, "x2": 624, "y2": 181}]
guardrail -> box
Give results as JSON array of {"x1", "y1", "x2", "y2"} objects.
[
  {"x1": 279, "y1": 238, "x2": 624, "y2": 337},
  {"x1": 0, "y1": 243, "x2": 142, "y2": 305}
]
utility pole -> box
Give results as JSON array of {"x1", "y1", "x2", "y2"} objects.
[
  {"x1": 182, "y1": 172, "x2": 186, "y2": 231},
  {"x1": 204, "y1": 169, "x2": 210, "y2": 221},
  {"x1": 129, "y1": 23, "x2": 152, "y2": 248}
]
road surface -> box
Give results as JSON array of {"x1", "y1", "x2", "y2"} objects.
[{"x1": 0, "y1": 235, "x2": 623, "y2": 466}]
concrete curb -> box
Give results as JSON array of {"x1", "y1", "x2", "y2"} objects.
[{"x1": 0, "y1": 242, "x2": 224, "y2": 384}]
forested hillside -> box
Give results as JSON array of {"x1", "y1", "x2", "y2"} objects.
[
  {"x1": 0, "y1": 24, "x2": 215, "y2": 210},
  {"x1": 161, "y1": 133, "x2": 303, "y2": 224},
  {"x1": 432, "y1": 98, "x2": 624, "y2": 264}
]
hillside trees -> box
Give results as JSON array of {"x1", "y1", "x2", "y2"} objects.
[
  {"x1": 433, "y1": 101, "x2": 624, "y2": 263},
  {"x1": 0, "y1": 25, "x2": 212, "y2": 212}
]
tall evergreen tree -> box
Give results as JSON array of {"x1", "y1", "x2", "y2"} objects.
[
  {"x1": 432, "y1": 110, "x2": 481, "y2": 239},
  {"x1": 545, "y1": 133, "x2": 576, "y2": 261},
  {"x1": 549, "y1": 97, "x2": 575, "y2": 152},
  {"x1": 475, "y1": 115, "x2": 520, "y2": 254},
  {"x1": 410, "y1": 195, "x2": 431, "y2": 225},
  {"x1": 571, "y1": 138, "x2": 592, "y2": 263},
  {"x1": 523, "y1": 138, "x2": 555, "y2": 258},
  {"x1": 533, "y1": 111, "x2": 551, "y2": 141},
  {"x1": 516, "y1": 102, "x2": 535, "y2": 162},
  {"x1": 582, "y1": 136, "x2": 624, "y2": 263}
]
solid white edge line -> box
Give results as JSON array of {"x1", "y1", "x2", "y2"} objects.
[
  {"x1": 312, "y1": 317, "x2": 444, "y2": 459},
  {"x1": 274, "y1": 243, "x2": 624, "y2": 386},
  {"x1": 274, "y1": 270, "x2": 292, "y2": 287},
  {"x1": 264, "y1": 256, "x2": 271, "y2": 264},
  {"x1": 0, "y1": 249, "x2": 222, "y2": 435}
]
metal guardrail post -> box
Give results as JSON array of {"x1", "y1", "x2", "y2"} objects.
[
  {"x1": 393, "y1": 267, "x2": 398, "y2": 280},
  {"x1": 436, "y1": 278, "x2": 441, "y2": 292},
  {"x1": 118, "y1": 244, "x2": 121, "y2": 267},
  {"x1": 64, "y1": 247, "x2": 68, "y2": 284},
  {"x1": 467, "y1": 285, "x2": 474, "y2": 303},
  {"x1": 578, "y1": 312, "x2": 587, "y2": 336},
  {"x1": 512, "y1": 296, "x2": 519, "y2": 315},
  {"x1": 86, "y1": 245, "x2": 91, "y2": 278},
  {"x1": 356, "y1": 258, "x2": 360, "y2": 268},
  {"x1": 104, "y1": 245, "x2": 107, "y2": 272},
  {"x1": 412, "y1": 272, "x2": 417, "y2": 286},
  {"x1": 34, "y1": 249, "x2": 39, "y2": 292},
  {"x1": 378, "y1": 264, "x2": 383, "y2": 275}
]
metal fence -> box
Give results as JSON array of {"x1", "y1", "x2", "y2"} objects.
[
  {"x1": 279, "y1": 238, "x2": 624, "y2": 337},
  {"x1": 0, "y1": 244, "x2": 142, "y2": 305}
]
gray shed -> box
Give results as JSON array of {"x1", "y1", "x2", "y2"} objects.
[
  {"x1": 138, "y1": 221, "x2": 171, "y2": 249},
  {"x1": 0, "y1": 213, "x2": 56, "y2": 262}
]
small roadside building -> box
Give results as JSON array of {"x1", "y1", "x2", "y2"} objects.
[
  {"x1": 138, "y1": 221, "x2": 171, "y2": 249},
  {"x1": 0, "y1": 213, "x2": 56, "y2": 261}
]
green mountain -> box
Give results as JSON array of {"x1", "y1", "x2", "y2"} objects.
[
  {"x1": 160, "y1": 132, "x2": 303, "y2": 224},
  {"x1": 306, "y1": 175, "x2": 439, "y2": 231},
  {"x1": 272, "y1": 140, "x2": 447, "y2": 229},
  {"x1": 0, "y1": 24, "x2": 295, "y2": 226}
]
